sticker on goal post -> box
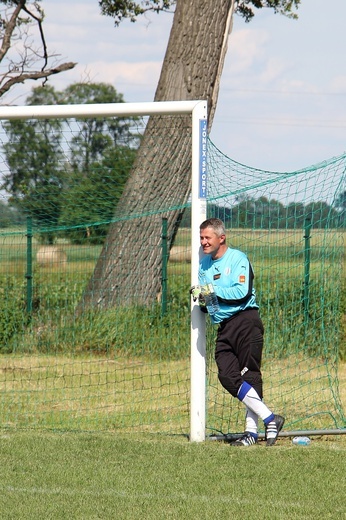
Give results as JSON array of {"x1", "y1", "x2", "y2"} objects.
[{"x1": 199, "y1": 119, "x2": 207, "y2": 199}]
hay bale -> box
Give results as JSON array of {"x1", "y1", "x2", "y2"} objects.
[
  {"x1": 169, "y1": 246, "x2": 191, "y2": 263},
  {"x1": 36, "y1": 246, "x2": 67, "y2": 267}
]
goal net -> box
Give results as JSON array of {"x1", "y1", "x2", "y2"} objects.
[
  {"x1": 0, "y1": 100, "x2": 344, "y2": 439},
  {"x1": 206, "y1": 143, "x2": 346, "y2": 437}
]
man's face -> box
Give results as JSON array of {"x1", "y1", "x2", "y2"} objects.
[{"x1": 200, "y1": 226, "x2": 225, "y2": 259}]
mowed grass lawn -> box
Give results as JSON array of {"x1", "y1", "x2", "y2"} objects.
[
  {"x1": 0, "y1": 359, "x2": 344, "y2": 518},
  {"x1": 0, "y1": 357, "x2": 345, "y2": 519},
  {"x1": 0, "y1": 430, "x2": 345, "y2": 519}
]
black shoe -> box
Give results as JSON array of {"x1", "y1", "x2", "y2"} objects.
[
  {"x1": 231, "y1": 432, "x2": 258, "y2": 447},
  {"x1": 265, "y1": 415, "x2": 285, "y2": 446}
]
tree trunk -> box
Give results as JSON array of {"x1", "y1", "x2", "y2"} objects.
[{"x1": 78, "y1": 0, "x2": 235, "y2": 311}]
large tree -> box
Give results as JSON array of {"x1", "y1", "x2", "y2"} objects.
[
  {"x1": 58, "y1": 83, "x2": 140, "y2": 244},
  {"x1": 2, "y1": 85, "x2": 64, "y2": 243},
  {"x1": 2, "y1": 82, "x2": 139, "y2": 243},
  {"x1": 63, "y1": 82, "x2": 138, "y2": 172},
  {"x1": 77, "y1": 0, "x2": 301, "y2": 310},
  {"x1": 0, "y1": 0, "x2": 76, "y2": 98}
]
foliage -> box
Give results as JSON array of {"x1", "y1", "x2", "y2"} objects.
[
  {"x1": 257, "y1": 275, "x2": 344, "y2": 359},
  {"x1": 0, "y1": 275, "x2": 29, "y2": 351},
  {"x1": 99, "y1": 0, "x2": 301, "y2": 25},
  {"x1": 2, "y1": 267, "x2": 344, "y2": 360},
  {"x1": 8, "y1": 268, "x2": 191, "y2": 358},
  {"x1": 235, "y1": 0, "x2": 301, "y2": 22},
  {"x1": 334, "y1": 190, "x2": 346, "y2": 227},
  {"x1": 63, "y1": 83, "x2": 139, "y2": 171},
  {"x1": 58, "y1": 146, "x2": 137, "y2": 244},
  {"x1": 99, "y1": 0, "x2": 174, "y2": 24},
  {"x1": 0, "y1": 199, "x2": 25, "y2": 227},
  {"x1": 2, "y1": 86, "x2": 65, "y2": 243},
  {"x1": 217, "y1": 196, "x2": 343, "y2": 229}
]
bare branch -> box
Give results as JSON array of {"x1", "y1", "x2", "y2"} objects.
[
  {"x1": 0, "y1": 2, "x2": 78, "y2": 98},
  {"x1": 21, "y1": 1, "x2": 48, "y2": 71},
  {"x1": 0, "y1": 61, "x2": 77, "y2": 98}
]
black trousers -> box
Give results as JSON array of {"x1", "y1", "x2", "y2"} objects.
[{"x1": 215, "y1": 309, "x2": 264, "y2": 398}]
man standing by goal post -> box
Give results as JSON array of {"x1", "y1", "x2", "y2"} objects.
[{"x1": 191, "y1": 218, "x2": 285, "y2": 446}]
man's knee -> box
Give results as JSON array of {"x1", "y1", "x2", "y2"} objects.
[
  {"x1": 243, "y1": 371, "x2": 263, "y2": 399},
  {"x1": 218, "y1": 374, "x2": 241, "y2": 397}
]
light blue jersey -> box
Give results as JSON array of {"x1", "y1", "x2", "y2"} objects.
[{"x1": 198, "y1": 247, "x2": 258, "y2": 324}]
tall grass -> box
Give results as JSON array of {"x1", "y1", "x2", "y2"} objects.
[{"x1": 1, "y1": 263, "x2": 343, "y2": 359}]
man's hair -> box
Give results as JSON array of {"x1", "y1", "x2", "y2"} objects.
[{"x1": 200, "y1": 218, "x2": 226, "y2": 237}]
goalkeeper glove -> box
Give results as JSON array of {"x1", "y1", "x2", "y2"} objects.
[
  {"x1": 190, "y1": 285, "x2": 201, "y2": 302},
  {"x1": 189, "y1": 286, "x2": 206, "y2": 307}
]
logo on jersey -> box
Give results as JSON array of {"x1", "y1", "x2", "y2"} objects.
[
  {"x1": 239, "y1": 275, "x2": 246, "y2": 283},
  {"x1": 224, "y1": 267, "x2": 231, "y2": 276}
]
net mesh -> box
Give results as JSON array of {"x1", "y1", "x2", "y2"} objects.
[
  {"x1": 0, "y1": 113, "x2": 344, "y2": 435},
  {"x1": 206, "y1": 142, "x2": 346, "y2": 434}
]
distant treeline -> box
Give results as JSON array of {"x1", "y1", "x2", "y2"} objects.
[
  {"x1": 180, "y1": 196, "x2": 346, "y2": 229},
  {"x1": 1, "y1": 195, "x2": 345, "y2": 234}
]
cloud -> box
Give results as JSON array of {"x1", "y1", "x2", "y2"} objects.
[
  {"x1": 44, "y1": 1, "x2": 170, "y2": 66},
  {"x1": 227, "y1": 28, "x2": 269, "y2": 75},
  {"x1": 69, "y1": 60, "x2": 161, "y2": 101},
  {"x1": 328, "y1": 75, "x2": 346, "y2": 92}
]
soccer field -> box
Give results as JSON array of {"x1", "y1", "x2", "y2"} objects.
[{"x1": 0, "y1": 430, "x2": 345, "y2": 519}]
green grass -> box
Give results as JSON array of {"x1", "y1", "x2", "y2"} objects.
[
  {"x1": 1, "y1": 354, "x2": 345, "y2": 434},
  {"x1": 0, "y1": 430, "x2": 345, "y2": 519}
]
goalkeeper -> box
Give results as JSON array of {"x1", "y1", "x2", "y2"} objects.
[{"x1": 190, "y1": 218, "x2": 285, "y2": 446}]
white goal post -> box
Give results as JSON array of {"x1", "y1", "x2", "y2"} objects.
[{"x1": 0, "y1": 99, "x2": 208, "y2": 442}]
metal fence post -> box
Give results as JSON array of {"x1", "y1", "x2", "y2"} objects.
[
  {"x1": 303, "y1": 216, "x2": 311, "y2": 326},
  {"x1": 26, "y1": 217, "x2": 33, "y2": 317},
  {"x1": 161, "y1": 217, "x2": 168, "y2": 317}
]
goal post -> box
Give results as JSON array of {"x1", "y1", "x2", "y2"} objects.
[
  {"x1": 190, "y1": 107, "x2": 208, "y2": 442},
  {"x1": 0, "y1": 99, "x2": 208, "y2": 442}
]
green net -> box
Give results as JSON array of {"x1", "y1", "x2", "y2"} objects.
[
  {"x1": 0, "y1": 113, "x2": 344, "y2": 436},
  {"x1": 206, "y1": 142, "x2": 346, "y2": 435}
]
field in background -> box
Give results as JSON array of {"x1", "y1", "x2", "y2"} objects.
[
  {"x1": 1, "y1": 226, "x2": 345, "y2": 262},
  {"x1": 174, "y1": 226, "x2": 345, "y2": 248}
]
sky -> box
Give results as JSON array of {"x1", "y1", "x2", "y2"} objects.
[{"x1": 3, "y1": 0, "x2": 346, "y2": 173}]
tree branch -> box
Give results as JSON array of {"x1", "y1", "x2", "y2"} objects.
[
  {"x1": 0, "y1": 0, "x2": 26, "y2": 62},
  {"x1": 21, "y1": 1, "x2": 49, "y2": 71},
  {"x1": 0, "y1": 61, "x2": 77, "y2": 98}
]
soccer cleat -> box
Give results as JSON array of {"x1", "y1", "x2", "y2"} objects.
[
  {"x1": 265, "y1": 414, "x2": 285, "y2": 446},
  {"x1": 231, "y1": 432, "x2": 258, "y2": 447}
]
